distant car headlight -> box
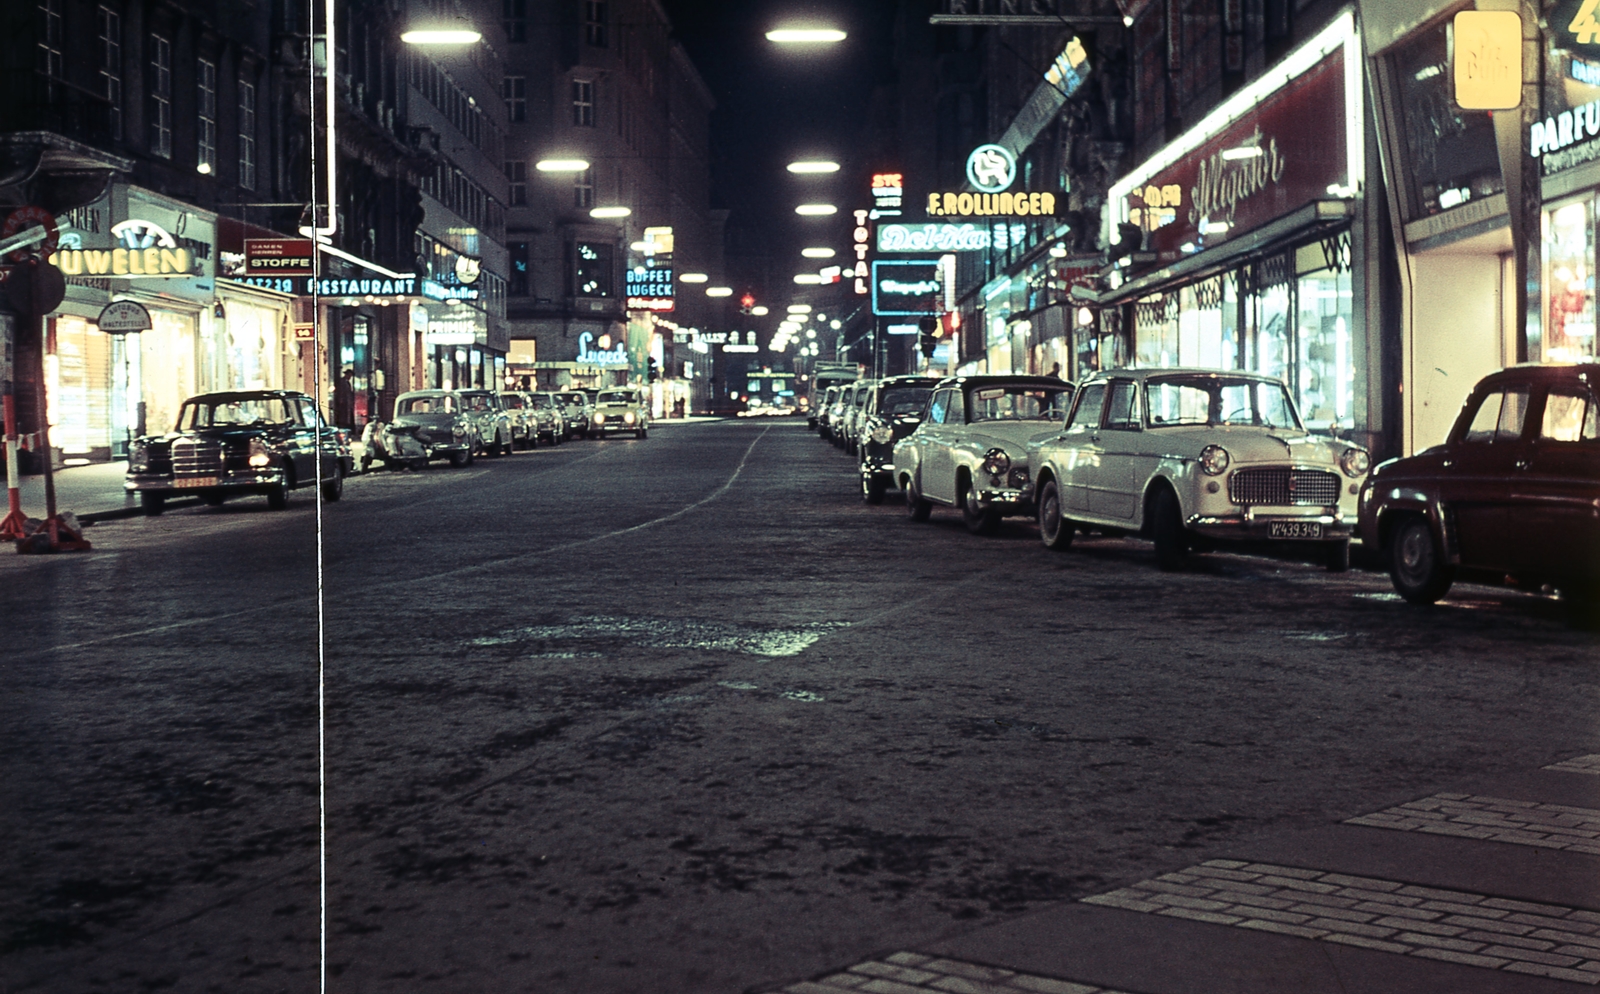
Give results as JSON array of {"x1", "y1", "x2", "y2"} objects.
[
  {"x1": 1339, "y1": 447, "x2": 1370, "y2": 478},
  {"x1": 624, "y1": 412, "x2": 636, "y2": 424},
  {"x1": 248, "y1": 437, "x2": 272, "y2": 468},
  {"x1": 594, "y1": 413, "x2": 605, "y2": 424},
  {"x1": 871, "y1": 426, "x2": 894, "y2": 444},
  {"x1": 1198, "y1": 444, "x2": 1230, "y2": 476},
  {"x1": 982, "y1": 448, "x2": 1010, "y2": 477}
]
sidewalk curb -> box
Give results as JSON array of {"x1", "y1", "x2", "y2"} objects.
[{"x1": 79, "y1": 499, "x2": 200, "y2": 524}]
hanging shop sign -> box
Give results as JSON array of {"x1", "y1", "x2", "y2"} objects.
[
  {"x1": 96, "y1": 299, "x2": 153, "y2": 333},
  {"x1": 1107, "y1": 12, "x2": 1362, "y2": 262},
  {"x1": 1553, "y1": 0, "x2": 1600, "y2": 51},
  {"x1": 576, "y1": 331, "x2": 630, "y2": 366},
  {"x1": 925, "y1": 190, "x2": 1060, "y2": 218},
  {"x1": 244, "y1": 238, "x2": 315, "y2": 275},
  {"x1": 872, "y1": 259, "x2": 943, "y2": 316},
  {"x1": 455, "y1": 254, "x2": 481, "y2": 284},
  {"x1": 625, "y1": 267, "x2": 675, "y2": 311},
  {"x1": 423, "y1": 315, "x2": 481, "y2": 346},
  {"x1": 421, "y1": 278, "x2": 479, "y2": 302},
  {"x1": 966, "y1": 145, "x2": 1016, "y2": 193},
  {"x1": 872, "y1": 173, "x2": 904, "y2": 217},
  {"x1": 1452, "y1": 10, "x2": 1521, "y2": 111}
]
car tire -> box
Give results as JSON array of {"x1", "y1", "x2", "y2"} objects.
[
  {"x1": 1389, "y1": 514, "x2": 1454, "y2": 604},
  {"x1": 266, "y1": 468, "x2": 292, "y2": 510},
  {"x1": 141, "y1": 492, "x2": 166, "y2": 516},
  {"x1": 904, "y1": 475, "x2": 932, "y2": 522},
  {"x1": 1151, "y1": 487, "x2": 1188, "y2": 571},
  {"x1": 962, "y1": 478, "x2": 1000, "y2": 536},
  {"x1": 1037, "y1": 479, "x2": 1074, "y2": 551},
  {"x1": 1324, "y1": 538, "x2": 1351, "y2": 573},
  {"x1": 862, "y1": 471, "x2": 886, "y2": 505},
  {"x1": 321, "y1": 464, "x2": 344, "y2": 502},
  {"x1": 449, "y1": 448, "x2": 471, "y2": 468}
]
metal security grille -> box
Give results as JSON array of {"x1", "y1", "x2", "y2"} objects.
[
  {"x1": 1228, "y1": 468, "x2": 1340, "y2": 506},
  {"x1": 170, "y1": 438, "x2": 222, "y2": 476}
]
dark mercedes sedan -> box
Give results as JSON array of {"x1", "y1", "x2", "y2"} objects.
[
  {"x1": 1359, "y1": 363, "x2": 1600, "y2": 624},
  {"x1": 124, "y1": 390, "x2": 354, "y2": 514}
]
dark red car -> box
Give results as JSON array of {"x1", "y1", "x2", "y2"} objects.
[{"x1": 1359, "y1": 363, "x2": 1600, "y2": 624}]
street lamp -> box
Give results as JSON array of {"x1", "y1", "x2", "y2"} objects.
[
  {"x1": 767, "y1": 28, "x2": 847, "y2": 43},
  {"x1": 787, "y1": 161, "x2": 840, "y2": 173},
  {"x1": 679, "y1": 273, "x2": 709, "y2": 283},
  {"x1": 590, "y1": 206, "x2": 631, "y2": 218},
  {"x1": 801, "y1": 247, "x2": 835, "y2": 258},
  {"x1": 401, "y1": 28, "x2": 482, "y2": 43},
  {"x1": 536, "y1": 159, "x2": 590, "y2": 172},
  {"x1": 794, "y1": 274, "x2": 823, "y2": 284},
  {"x1": 706, "y1": 286, "x2": 733, "y2": 297},
  {"x1": 795, "y1": 204, "x2": 837, "y2": 215}
]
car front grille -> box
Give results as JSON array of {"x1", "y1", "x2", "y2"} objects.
[
  {"x1": 170, "y1": 438, "x2": 223, "y2": 477},
  {"x1": 1229, "y1": 468, "x2": 1341, "y2": 506}
]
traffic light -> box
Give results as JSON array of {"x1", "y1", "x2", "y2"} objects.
[
  {"x1": 739, "y1": 293, "x2": 755, "y2": 314},
  {"x1": 918, "y1": 316, "x2": 939, "y2": 359},
  {"x1": 648, "y1": 357, "x2": 660, "y2": 382}
]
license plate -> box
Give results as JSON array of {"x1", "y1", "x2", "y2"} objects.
[
  {"x1": 173, "y1": 476, "x2": 218, "y2": 489},
  {"x1": 1269, "y1": 521, "x2": 1323, "y2": 540}
]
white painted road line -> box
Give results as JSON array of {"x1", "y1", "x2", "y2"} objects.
[
  {"x1": 1081, "y1": 860, "x2": 1600, "y2": 985},
  {"x1": 1345, "y1": 793, "x2": 1600, "y2": 854}
]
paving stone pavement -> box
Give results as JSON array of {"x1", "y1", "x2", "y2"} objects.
[
  {"x1": 774, "y1": 953, "x2": 1137, "y2": 994},
  {"x1": 1344, "y1": 793, "x2": 1600, "y2": 854},
  {"x1": 1547, "y1": 756, "x2": 1600, "y2": 776},
  {"x1": 1078, "y1": 860, "x2": 1600, "y2": 985}
]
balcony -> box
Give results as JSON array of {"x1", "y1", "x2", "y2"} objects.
[{"x1": 0, "y1": 71, "x2": 119, "y2": 150}]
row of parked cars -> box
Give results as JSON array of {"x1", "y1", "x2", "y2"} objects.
[
  {"x1": 122, "y1": 386, "x2": 653, "y2": 512},
  {"x1": 813, "y1": 363, "x2": 1600, "y2": 625}
]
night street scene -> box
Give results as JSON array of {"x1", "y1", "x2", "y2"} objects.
[{"x1": 2, "y1": 0, "x2": 1600, "y2": 992}]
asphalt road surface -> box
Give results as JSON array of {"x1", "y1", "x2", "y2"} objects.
[{"x1": 2, "y1": 418, "x2": 1596, "y2": 994}]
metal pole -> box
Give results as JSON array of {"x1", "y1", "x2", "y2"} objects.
[
  {"x1": 33, "y1": 298, "x2": 58, "y2": 547},
  {"x1": 0, "y1": 390, "x2": 24, "y2": 540}
]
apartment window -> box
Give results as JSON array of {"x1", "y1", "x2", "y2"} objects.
[
  {"x1": 574, "y1": 168, "x2": 593, "y2": 209},
  {"x1": 150, "y1": 35, "x2": 172, "y2": 158},
  {"x1": 503, "y1": 75, "x2": 525, "y2": 122},
  {"x1": 238, "y1": 78, "x2": 257, "y2": 189},
  {"x1": 37, "y1": 0, "x2": 63, "y2": 83},
  {"x1": 505, "y1": 160, "x2": 526, "y2": 206},
  {"x1": 572, "y1": 79, "x2": 594, "y2": 127},
  {"x1": 97, "y1": 7, "x2": 122, "y2": 141},
  {"x1": 574, "y1": 242, "x2": 611, "y2": 297},
  {"x1": 197, "y1": 58, "x2": 217, "y2": 174},
  {"x1": 584, "y1": 1, "x2": 608, "y2": 47},
  {"x1": 503, "y1": 0, "x2": 526, "y2": 43},
  {"x1": 509, "y1": 241, "x2": 529, "y2": 296}
]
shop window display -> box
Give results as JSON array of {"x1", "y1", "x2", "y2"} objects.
[
  {"x1": 1545, "y1": 199, "x2": 1597, "y2": 363},
  {"x1": 1296, "y1": 266, "x2": 1355, "y2": 431},
  {"x1": 1135, "y1": 294, "x2": 1178, "y2": 367}
]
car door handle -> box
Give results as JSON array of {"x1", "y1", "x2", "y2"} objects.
[{"x1": 1515, "y1": 459, "x2": 1531, "y2": 470}]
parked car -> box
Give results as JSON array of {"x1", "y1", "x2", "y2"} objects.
[
  {"x1": 528, "y1": 392, "x2": 568, "y2": 444},
  {"x1": 497, "y1": 391, "x2": 537, "y2": 450},
  {"x1": 837, "y1": 379, "x2": 877, "y2": 453},
  {"x1": 592, "y1": 388, "x2": 650, "y2": 438},
  {"x1": 858, "y1": 376, "x2": 941, "y2": 503},
  {"x1": 125, "y1": 390, "x2": 352, "y2": 514},
  {"x1": 1359, "y1": 363, "x2": 1600, "y2": 622},
  {"x1": 825, "y1": 387, "x2": 853, "y2": 445},
  {"x1": 556, "y1": 391, "x2": 594, "y2": 438},
  {"x1": 896, "y1": 375, "x2": 1074, "y2": 533},
  {"x1": 816, "y1": 386, "x2": 843, "y2": 440},
  {"x1": 387, "y1": 390, "x2": 477, "y2": 467},
  {"x1": 1031, "y1": 368, "x2": 1368, "y2": 571},
  {"x1": 460, "y1": 389, "x2": 514, "y2": 456}
]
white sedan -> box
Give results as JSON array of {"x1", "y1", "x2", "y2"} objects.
[{"x1": 1030, "y1": 368, "x2": 1370, "y2": 571}]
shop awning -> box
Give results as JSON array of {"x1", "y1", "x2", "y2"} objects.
[{"x1": 1078, "y1": 199, "x2": 1354, "y2": 306}]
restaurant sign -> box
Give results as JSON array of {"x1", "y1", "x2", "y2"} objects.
[{"x1": 1107, "y1": 12, "x2": 1361, "y2": 262}]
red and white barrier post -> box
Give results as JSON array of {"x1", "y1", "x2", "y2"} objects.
[{"x1": 0, "y1": 391, "x2": 25, "y2": 540}]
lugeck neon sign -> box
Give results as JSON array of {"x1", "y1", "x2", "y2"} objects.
[
  {"x1": 576, "y1": 331, "x2": 629, "y2": 366},
  {"x1": 50, "y1": 219, "x2": 202, "y2": 277}
]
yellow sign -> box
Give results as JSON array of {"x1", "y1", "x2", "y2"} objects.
[
  {"x1": 49, "y1": 246, "x2": 195, "y2": 277},
  {"x1": 1453, "y1": 11, "x2": 1521, "y2": 111},
  {"x1": 925, "y1": 191, "x2": 1058, "y2": 218}
]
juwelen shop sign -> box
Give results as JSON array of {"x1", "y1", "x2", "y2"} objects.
[{"x1": 1122, "y1": 43, "x2": 1350, "y2": 262}]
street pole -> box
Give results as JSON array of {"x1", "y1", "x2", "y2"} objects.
[{"x1": 1491, "y1": 0, "x2": 1541, "y2": 363}]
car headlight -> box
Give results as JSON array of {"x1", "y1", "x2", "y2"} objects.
[
  {"x1": 871, "y1": 426, "x2": 894, "y2": 444},
  {"x1": 624, "y1": 412, "x2": 636, "y2": 424},
  {"x1": 453, "y1": 424, "x2": 467, "y2": 437},
  {"x1": 982, "y1": 448, "x2": 1010, "y2": 478},
  {"x1": 1198, "y1": 444, "x2": 1230, "y2": 476},
  {"x1": 128, "y1": 440, "x2": 150, "y2": 471},
  {"x1": 248, "y1": 437, "x2": 272, "y2": 468},
  {"x1": 1339, "y1": 447, "x2": 1370, "y2": 478},
  {"x1": 594, "y1": 413, "x2": 605, "y2": 424}
]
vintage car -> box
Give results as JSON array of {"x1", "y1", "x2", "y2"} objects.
[
  {"x1": 528, "y1": 392, "x2": 569, "y2": 444},
  {"x1": 1359, "y1": 363, "x2": 1600, "y2": 621},
  {"x1": 556, "y1": 391, "x2": 594, "y2": 438},
  {"x1": 591, "y1": 388, "x2": 650, "y2": 438},
  {"x1": 896, "y1": 375, "x2": 1074, "y2": 533},
  {"x1": 836, "y1": 379, "x2": 877, "y2": 453},
  {"x1": 815, "y1": 386, "x2": 843, "y2": 439},
  {"x1": 388, "y1": 390, "x2": 477, "y2": 466},
  {"x1": 497, "y1": 391, "x2": 538, "y2": 450},
  {"x1": 1032, "y1": 368, "x2": 1369, "y2": 571},
  {"x1": 858, "y1": 376, "x2": 941, "y2": 503},
  {"x1": 459, "y1": 389, "x2": 514, "y2": 456},
  {"x1": 125, "y1": 390, "x2": 353, "y2": 514}
]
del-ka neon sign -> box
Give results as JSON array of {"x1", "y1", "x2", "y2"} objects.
[{"x1": 576, "y1": 331, "x2": 629, "y2": 366}]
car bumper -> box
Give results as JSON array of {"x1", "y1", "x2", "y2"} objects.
[
  {"x1": 975, "y1": 488, "x2": 1033, "y2": 513},
  {"x1": 125, "y1": 470, "x2": 286, "y2": 493},
  {"x1": 1188, "y1": 508, "x2": 1354, "y2": 541}
]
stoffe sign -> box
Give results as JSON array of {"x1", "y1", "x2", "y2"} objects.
[
  {"x1": 96, "y1": 300, "x2": 153, "y2": 333},
  {"x1": 244, "y1": 238, "x2": 316, "y2": 276}
]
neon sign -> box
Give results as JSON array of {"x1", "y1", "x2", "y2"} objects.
[{"x1": 577, "y1": 331, "x2": 629, "y2": 366}]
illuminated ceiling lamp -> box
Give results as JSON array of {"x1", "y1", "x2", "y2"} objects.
[
  {"x1": 766, "y1": 27, "x2": 847, "y2": 43},
  {"x1": 801, "y1": 247, "x2": 836, "y2": 258},
  {"x1": 795, "y1": 204, "x2": 837, "y2": 216},
  {"x1": 401, "y1": 21, "x2": 482, "y2": 44},
  {"x1": 787, "y1": 161, "x2": 840, "y2": 174},
  {"x1": 590, "y1": 206, "x2": 631, "y2": 218},
  {"x1": 787, "y1": 304, "x2": 813, "y2": 313},
  {"x1": 706, "y1": 286, "x2": 734, "y2": 297},
  {"x1": 751, "y1": 305, "x2": 769, "y2": 316},
  {"x1": 679, "y1": 273, "x2": 709, "y2": 283},
  {"x1": 536, "y1": 159, "x2": 590, "y2": 172}
]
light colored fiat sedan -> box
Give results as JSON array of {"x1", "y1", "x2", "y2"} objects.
[
  {"x1": 894, "y1": 375, "x2": 1074, "y2": 534},
  {"x1": 1031, "y1": 368, "x2": 1370, "y2": 571}
]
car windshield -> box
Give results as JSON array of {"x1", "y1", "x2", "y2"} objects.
[
  {"x1": 879, "y1": 387, "x2": 933, "y2": 416},
  {"x1": 397, "y1": 395, "x2": 455, "y2": 414},
  {"x1": 462, "y1": 393, "x2": 494, "y2": 411},
  {"x1": 1145, "y1": 375, "x2": 1301, "y2": 429},
  {"x1": 502, "y1": 394, "x2": 527, "y2": 409},
  {"x1": 179, "y1": 397, "x2": 296, "y2": 428},
  {"x1": 597, "y1": 391, "x2": 635, "y2": 405},
  {"x1": 532, "y1": 395, "x2": 553, "y2": 409},
  {"x1": 559, "y1": 393, "x2": 585, "y2": 405},
  {"x1": 966, "y1": 385, "x2": 1070, "y2": 422}
]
